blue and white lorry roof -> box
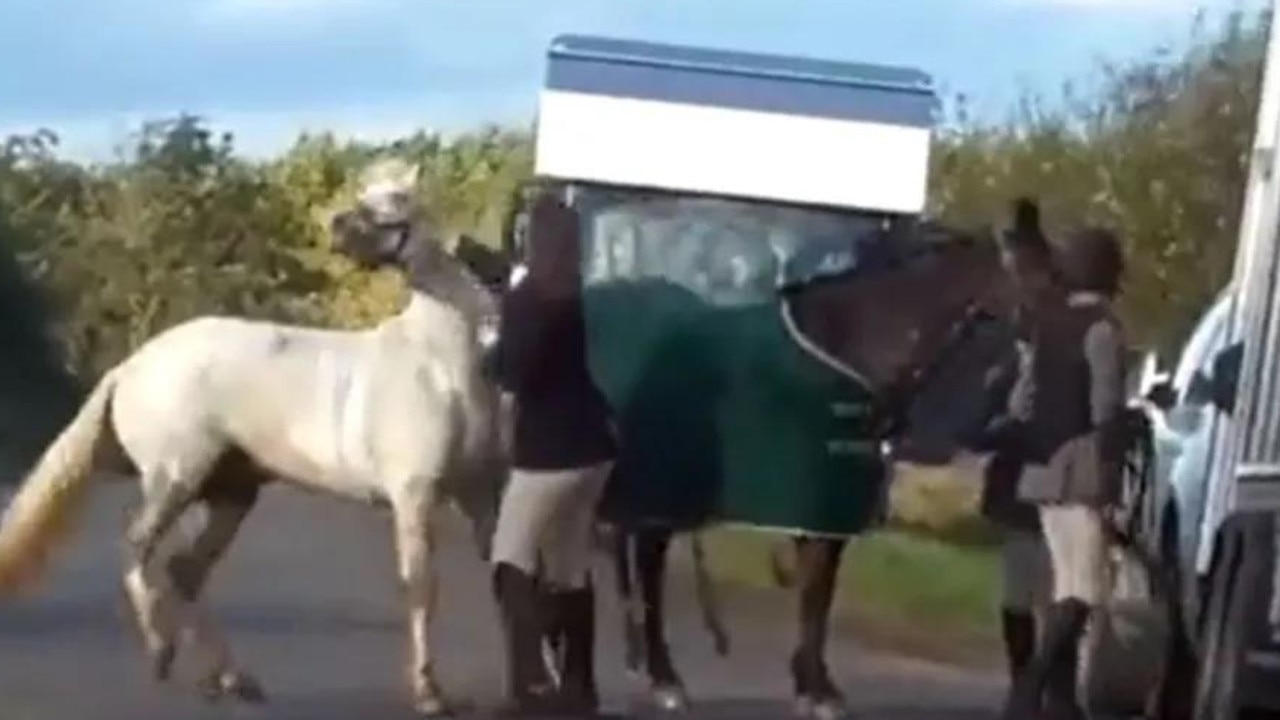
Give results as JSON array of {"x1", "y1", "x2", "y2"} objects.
[{"x1": 534, "y1": 34, "x2": 938, "y2": 214}]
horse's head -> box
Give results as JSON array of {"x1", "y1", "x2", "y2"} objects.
[
  {"x1": 331, "y1": 158, "x2": 425, "y2": 269},
  {"x1": 331, "y1": 157, "x2": 500, "y2": 343},
  {"x1": 783, "y1": 207, "x2": 1035, "y2": 462},
  {"x1": 997, "y1": 196, "x2": 1060, "y2": 312}
]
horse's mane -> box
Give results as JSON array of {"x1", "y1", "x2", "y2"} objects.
[
  {"x1": 452, "y1": 234, "x2": 514, "y2": 289},
  {"x1": 773, "y1": 218, "x2": 991, "y2": 297}
]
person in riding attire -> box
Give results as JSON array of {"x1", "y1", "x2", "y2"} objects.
[
  {"x1": 1002, "y1": 226, "x2": 1128, "y2": 720},
  {"x1": 490, "y1": 189, "x2": 618, "y2": 716},
  {"x1": 977, "y1": 199, "x2": 1058, "y2": 711},
  {"x1": 976, "y1": 353, "x2": 1053, "y2": 708}
]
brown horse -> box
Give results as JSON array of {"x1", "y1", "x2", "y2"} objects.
[
  {"x1": 608, "y1": 202, "x2": 1051, "y2": 720},
  {"x1": 462, "y1": 196, "x2": 1046, "y2": 719}
]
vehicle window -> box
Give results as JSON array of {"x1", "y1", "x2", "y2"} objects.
[
  {"x1": 1172, "y1": 292, "x2": 1232, "y2": 405},
  {"x1": 572, "y1": 186, "x2": 905, "y2": 307}
]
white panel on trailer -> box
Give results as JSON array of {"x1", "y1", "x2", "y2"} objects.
[{"x1": 533, "y1": 35, "x2": 937, "y2": 215}]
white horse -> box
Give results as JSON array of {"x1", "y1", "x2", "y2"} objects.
[{"x1": 0, "y1": 159, "x2": 505, "y2": 716}]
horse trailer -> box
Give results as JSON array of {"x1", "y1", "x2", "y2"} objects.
[{"x1": 526, "y1": 34, "x2": 942, "y2": 537}]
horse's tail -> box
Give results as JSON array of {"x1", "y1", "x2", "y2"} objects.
[
  {"x1": 690, "y1": 533, "x2": 730, "y2": 656},
  {"x1": 0, "y1": 367, "x2": 119, "y2": 595}
]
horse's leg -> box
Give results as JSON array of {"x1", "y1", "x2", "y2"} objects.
[
  {"x1": 390, "y1": 485, "x2": 450, "y2": 717},
  {"x1": 122, "y1": 468, "x2": 202, "y2": 683},
  {"x1": 636, "y1": 527, "x2": 690, "y2": 711},
  {"x1": 790, "y1": 536, "x2": 848, "y2": 720},
  {"x1": 611, "y1": 529, "x2": 646, "y2": 676},
  {"x1": 166, "y1": 491, "x2": 264, "y2": 703}
]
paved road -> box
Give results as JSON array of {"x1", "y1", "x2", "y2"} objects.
[{"x1": 0, "y1": 484, "x2": 1001, "y2": 720}]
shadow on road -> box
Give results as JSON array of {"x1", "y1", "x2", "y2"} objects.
[
  {"x1": 226, "y1": 695, "x2": 999, "y2": 720},
  {"x1": 620, "y1": 699, "x2": 995, "y2": 720}
]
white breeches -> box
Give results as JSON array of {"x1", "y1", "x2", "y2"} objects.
[
  {"x1": 490, "y1": 461, "x2": 613, "y2": 589},
  {"x1": 1040, "y1": 504, "x2": 1110, "y2": 606},
  {"x1": 1000, "y1": 529, "x2": 1052, "y2": 613}
]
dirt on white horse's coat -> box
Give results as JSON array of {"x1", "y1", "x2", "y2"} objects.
[{"x1": 0, "y1": 158, "x2": 504, "y2": 716}]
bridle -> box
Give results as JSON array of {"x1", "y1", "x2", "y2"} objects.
[
  {"x1": 870, "y1": 299, "x2": 993, "y2": 438},
  {"x1": 374, "y1": 218, "x2": 414, "y2": 259},
  {"x1": 863, "y1": 233, "x2": 1003, "y2": 439}
]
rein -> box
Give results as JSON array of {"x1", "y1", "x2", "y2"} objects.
[
  {"x1": 870, "y1": 300, "x2": 990, "y2": 439},
  {"x1": 774, "y1": 229, "x2": 998, "y2": 441}
]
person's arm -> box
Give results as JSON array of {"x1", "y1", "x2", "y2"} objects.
[
  {"x1": 969, "y1": 352, "x2": 1019, "y2": 452},
  {"x1": 496, "y1": 287, "x2": 549, "y2": 394},
  {"x1": 1084, "y1": 317, "x2": 1127, "y2": 495}
]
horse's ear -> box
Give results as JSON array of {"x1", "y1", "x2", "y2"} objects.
[{"x1": 1011, "y1": 197, "x2": 1041, "y2": 236}]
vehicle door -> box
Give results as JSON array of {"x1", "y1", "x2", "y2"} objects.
[{"x1": 1148, "y1": 292, "x2": 1232, "y2": 577}]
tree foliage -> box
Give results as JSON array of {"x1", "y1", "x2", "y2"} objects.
[
  {"x1": 0, "y1": 8, "x2": 1269, "y2": 467},
  {"x1": 932, "y1": 8, "x2": 1269, "y2": 353}
]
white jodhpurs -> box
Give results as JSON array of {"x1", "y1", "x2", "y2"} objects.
[
  {"x1": 1039, "y1": 504, "x2": 1110, "y2": 606},
  {"x1": 490, "y1": 461, "x2": 613, "y2": 590},
  {"x1": 999, "y1": 528, "x2": 1052, "y2": 613}
]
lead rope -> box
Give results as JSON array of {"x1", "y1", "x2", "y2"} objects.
[{"x1": 871, "y1": 301, "x2": 986, "y2": 438}]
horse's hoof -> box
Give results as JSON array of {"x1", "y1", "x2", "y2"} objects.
[
  {"x1": 151, "y1": 642, "x2": 176, "y2": 682},
  {"x1": 412, "y1": 698, "x2": 450, "y2": 717},
  {"x1": 652, "y1": 683, "x2": 690, "y2": 713},
  {"x1": 198, "y1": 671, "x2": 268, "y2": 704},
  {"x1": 413, "y1": 687, "x2": 467, "y2": 718},
  {"x1": 797, "y1": 697, "x2": 848, "y2": 720},
  {"x1": 226, "y1": 673, "x2": 268, "y2": 704},
  {"x1": 412, "y1": 694, "x2": 456, "y2": 717}
]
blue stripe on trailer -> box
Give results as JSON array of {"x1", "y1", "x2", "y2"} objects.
[{"x1": 545, "y1": 34, "x2": 938, "y2": 128}]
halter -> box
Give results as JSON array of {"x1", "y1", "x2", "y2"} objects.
[{"x1": 375, "y1": 218, "x2": 414, "y2": 259}]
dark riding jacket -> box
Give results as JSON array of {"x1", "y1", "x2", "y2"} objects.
[
  {"x1": 976, "y1": 348, "x2": 1042, "y2": 532},
  {"x1": 1015, "y1": 292, "x2": 1127, "y2": 507},
  {"x1": 496, "y1": 278, "x2": 617, "y2": 471}
]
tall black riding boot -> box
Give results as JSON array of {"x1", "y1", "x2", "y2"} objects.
[
  {"x1": 1044, "y1": 629, "x2": 1085, "y2": 720},
  {"x1": 1001, "y1": 609, "x2": 1037, "y2": 682},
  {"x1": 1001, "y1": 599, "x2": 1089, "y2": 720},
  {"x1": 493, "y1": 563, "x2": 564, "y2": 716},
  {"x1": 557, "y1": 583, "x2": 600, "y2": 716},
  {"x1": 539, "y1": 584, "x2": 565, "y2": 683}
]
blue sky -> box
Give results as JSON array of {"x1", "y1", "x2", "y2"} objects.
[{"x1": 0, "y1": 0, "x2": 1265, "y2": 161}]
